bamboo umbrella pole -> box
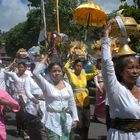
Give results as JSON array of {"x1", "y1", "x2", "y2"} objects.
[{"x1": 56, "y1": 0, "x2": 60, "y2": 33}]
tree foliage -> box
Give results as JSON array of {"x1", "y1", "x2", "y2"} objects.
[
  {"x1": 0, "y1": 30, "x2": 6, "y2": 48},
  {"x1": 27, "y1": 0, "x2": 101, "y2": 40},
  {"x1": 120, "y1": 0, "x2": 140, "y2": 9},
  {"x1": 119, "y1": 3, "x2": 140, "y2": 23},
  {"x1": 44, "y1": 0, "x2": 81, "y2": 38},
  {"x1": 28, "y1": 0, "x2": 40, "y2": 7}
]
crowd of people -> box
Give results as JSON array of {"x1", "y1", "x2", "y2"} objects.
[{"x1": 0, "y1": 23, "x2": 140, "y2": 140}]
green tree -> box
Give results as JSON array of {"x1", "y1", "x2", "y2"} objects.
[
  {"x1": 0, "y1": 31, "x2": 6, "y2": 48},
  {"x1": 28, "y1": 0, "x2": 84, "y2": 38},
  {"x1": 120, "y1": 0, "x2": 140, "y2": 9},
  {"x1": 119, "y1": 3, "x2": 140, "y2": 23},
  {"x1": 28, "y1": 0, "x2": 40, "y2": 7}
]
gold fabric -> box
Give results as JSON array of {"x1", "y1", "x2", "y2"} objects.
[{"x1": 73, "y1": 1, "x2": 107, "y2": 27}]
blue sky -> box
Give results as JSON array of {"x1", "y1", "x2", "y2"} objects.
[
  {"x1": 0, "y1": 0, "x2": 28, "y2": 31},
  {"x1": 0, "y1": 0, "x2": 134, "y2": 32},
  {"x1": 21, "y1": 0, "x2": 28, "y2": 4}
]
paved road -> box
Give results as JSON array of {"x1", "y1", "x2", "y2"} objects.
[
  {"x1": 6, "y1": 97, "x2": 107, "y2": 140},
  {"x1": 6, "y1": 112, "x2": 23, "y2": 140},
  {"x1": 89, "y1": 104, "x2": 107, "y2": 140}
]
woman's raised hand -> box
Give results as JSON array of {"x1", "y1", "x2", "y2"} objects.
[
  {"x1": 7, "y1": 58, "x2": 17, "y2": 69},
  {"x1": 104, "y1": 21, "x2": 112, "y2": 38},
  {"x1": 41, "y1": 54, "x2": 49, "y2": 65}
]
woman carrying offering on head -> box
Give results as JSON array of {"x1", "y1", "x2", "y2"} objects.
[
  {"x1": 101, "y1": 22, "x2": 140, "y2": 140},
  {"x1": 64, "y1": 55, "x2": 97, "y2": 140}
]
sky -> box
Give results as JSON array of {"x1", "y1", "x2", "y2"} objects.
[{"x1": 0, "y1": 0, "x2": 134, "y2": 32}]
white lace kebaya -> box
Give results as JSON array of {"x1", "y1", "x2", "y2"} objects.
[
  {"x1": 33, "y1": 63, "x2": 79, "y2": 136},
  {"x1": 101, "y1": 37, "x2": 140, "y2": 140}
]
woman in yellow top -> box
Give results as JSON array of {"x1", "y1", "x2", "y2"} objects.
[{"x1": 64, "y1": 58, "x2": 97, "y2": 140}]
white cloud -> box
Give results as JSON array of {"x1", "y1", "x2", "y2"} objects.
[{"x1": 0, "y1": 0, "x2": 28, "y2": 31}]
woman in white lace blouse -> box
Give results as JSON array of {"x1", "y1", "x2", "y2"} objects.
[
  {"x1": 102, "y1": 23, "x2": 140, "y2": 140},
  {"x1": 33, "y1": 55, "x2": 79, "y2": 140},
  {"x1": 4, "y1": 61, "x2": 29, "y2": 139}
]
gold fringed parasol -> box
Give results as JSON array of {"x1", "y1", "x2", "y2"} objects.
[
  {"x1": 73, "y1": 1, "x2": 107, "y2": 41},
  {"x1": 73, "y1": 1, "x2": 107, "y2": 27}
]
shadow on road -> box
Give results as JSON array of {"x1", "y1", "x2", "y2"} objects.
[
  {"x1": 6, "y1": 129, "x2": 17, "y2": 137},
  {"x1": 89, "y1": 136, "x2": 107, "y2": 140},
  {"x1": 6, "y1": 119, "x2": 16, "y2": 126}
]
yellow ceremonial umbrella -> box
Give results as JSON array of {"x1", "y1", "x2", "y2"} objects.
[{"x1": 73, "y1": 1, "x2": 107, "y2": 27}]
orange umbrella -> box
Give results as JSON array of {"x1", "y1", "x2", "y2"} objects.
[{"x1": 73, "y1": 1, "x2": 107, "y2": 27}]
